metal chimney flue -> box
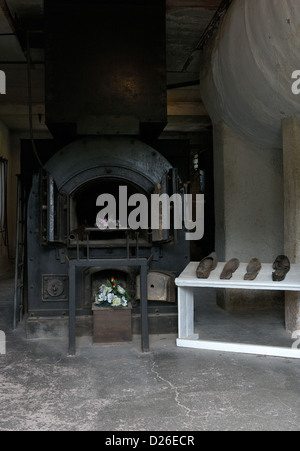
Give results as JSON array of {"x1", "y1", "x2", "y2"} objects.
[{"x1": 45, "y1": 0, "x2": 167, "y2": 141}]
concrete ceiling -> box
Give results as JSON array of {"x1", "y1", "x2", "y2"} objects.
[{"x1": 0, "y1": 0, "x2": 222, "y2": 134}]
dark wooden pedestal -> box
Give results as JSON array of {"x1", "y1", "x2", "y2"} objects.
[
  {"x1": 92, "y1": 304, "x2": 132, "y2": 344},
  {"x1": 68, "y1": 257, "x2": 151, "y2": 355}
]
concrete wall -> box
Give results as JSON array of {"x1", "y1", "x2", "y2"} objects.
[
  {"x1": 200, "y1": 0, "x2": 300, "y2": 149},
  {"x1": 283, "y1": 116, "x2": 300, "y2": 336},
  {"x1": 214, "y1": 122, "x2": 284, "y2": 261},
  {"x1": 0, "y1": 128, "x2": 56, "y2": 280},
  {"x1": 213, "y1": 122, "x2": 284, "y2": 311}
]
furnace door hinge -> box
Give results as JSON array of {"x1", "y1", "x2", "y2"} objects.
[{"x1": 40, "y1": 171, "x2": 68, "y2": 246}]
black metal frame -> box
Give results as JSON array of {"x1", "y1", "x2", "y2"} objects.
[
  {"x1": 67, "y1": 254, "x2": 152, "y2": 356},
  {"x1": 69, "y1": 227, "x2": 148, "y2": 259}
]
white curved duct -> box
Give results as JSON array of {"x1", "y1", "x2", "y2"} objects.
[{"x1": 200, "y1": 0, "x2": 300, "y2": 147}]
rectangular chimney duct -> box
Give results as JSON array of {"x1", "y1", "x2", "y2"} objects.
[{"x1": 45, "y1": 0, "x2": 167, "y2": 140}]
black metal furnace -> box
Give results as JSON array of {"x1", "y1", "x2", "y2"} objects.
[{"x1": 25, "y1": 0, "x2": 191, "y2": 337}]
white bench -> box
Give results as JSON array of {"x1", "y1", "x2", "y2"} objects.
[{"x1": 175, "y1": 261, "x2": 300, "y2": 359}]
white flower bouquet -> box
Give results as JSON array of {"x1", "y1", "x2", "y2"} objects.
[
  {"x1": 95, "y1": 217, "x2": 123, "y2": 229},
  {"x1": 94, "y1": 277, "x2": 130, "y2": 308}
]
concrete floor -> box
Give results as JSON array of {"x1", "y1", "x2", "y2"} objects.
[{"x1": 1, "y1": 278, "x2": 300, "y2": 431}]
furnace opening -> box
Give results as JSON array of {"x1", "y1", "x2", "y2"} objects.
[{"x1": 69, "y1": 178, "x2": 151, "y2": 245}]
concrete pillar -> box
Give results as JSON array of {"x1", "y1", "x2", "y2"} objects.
[
  {"x1": 283, "y1": 116, "x2": 300, "y2": 337},
  {"x1": 214, "y1": 122, "x2": 284, "y2": 311}
]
